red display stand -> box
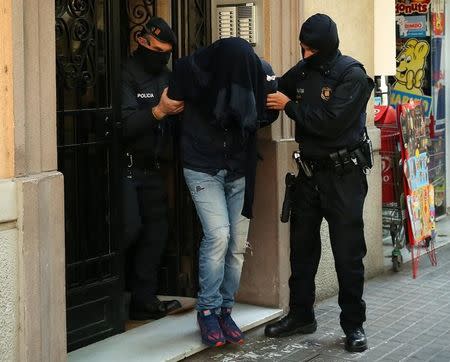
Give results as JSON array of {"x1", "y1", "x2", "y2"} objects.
[{"x1": 397, "y1": 101, "x2": 437, "y2": 278}]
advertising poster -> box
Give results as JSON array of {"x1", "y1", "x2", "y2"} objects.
[
  {"x1": 405, "y1": 152, "x2": 429, "y2": 190},
  {"x1": 428, "y1": 136, "x2": 446, "y2": 217},
  {"x1": 431, "y1": 0, "x2": 445, "y2": 36},
  {"x1": 396, "y1": 0, "x2": 432, "y2": 16},
  {"x1": 398, "y1": 102, "x2": 430, "y2": 157},
  {"x1": 430, "y1": 0, "x2": 446, "y2": 217},
  {"x1": 406, "y1": 184, "x2": 435, "y2": 242},
  {"x1": 393, "y1": 1, "x2": 432, "y2": 99},
  {"x1": 397, "y1": 15, "x2": 429, "y2": 38},
  {"x1": 389, "y1": 90, "x2": 432, "y2": 116},
  {"x1": 399, "y1": 103, "x2": 435, "y2": 245},
  {"x1": 393, "y1": 0, "x2": 445, "y2": 218},
  {"x1": 391, "y1": 37, "x2": 431, "y2": 97},
  {"x1": 431, "y1": 37, "x2": 445, "y2": 127}
]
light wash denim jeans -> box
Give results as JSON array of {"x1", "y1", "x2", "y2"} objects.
[{"x1": 183, "y1": 168, "x2": 250, "y2": 311}]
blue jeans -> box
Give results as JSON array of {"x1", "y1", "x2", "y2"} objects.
[{"x1": 183, "y1": 168, "x2": 250, "y2": 311}]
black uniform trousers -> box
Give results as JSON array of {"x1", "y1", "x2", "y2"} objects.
[
  {"x1": 289, "y1": 165, "x2": 368, "y2": 333},
  {"x1": 123, "y1": 167, "x2": 169, "y2": 304}
]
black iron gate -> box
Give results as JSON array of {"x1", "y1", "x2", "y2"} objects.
[
  {"x1": 57, "y1": 0, "x2": 211, "y2": 351},
  {"x1": 56, "y1": 0, "x2": 124, "y2": 351}
]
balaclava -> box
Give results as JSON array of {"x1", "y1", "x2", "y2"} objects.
[
  {"x1": 299, "y1": 13, "x2": 340, "y2": 67},
  {"x1": 136, "y1": 16, "x2": 177, "y2": 74}
]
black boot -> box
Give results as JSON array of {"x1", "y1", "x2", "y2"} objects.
[
  {"x1": 265, "y1": 314, "x2": 317, "y2": 338},
  {"x1": 129, "y1": 298, "x2": 167, "y2": 320},
  {"x1": 162, "y1": 300, "x2": 182, "y2": 314},
  {"x1": 345, "y1": 327, "x2": 368, "y2": 352}
]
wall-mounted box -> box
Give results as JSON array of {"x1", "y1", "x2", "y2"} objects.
[{"x1": 212, "y1": 0, "x2": 264, "y2": 56}]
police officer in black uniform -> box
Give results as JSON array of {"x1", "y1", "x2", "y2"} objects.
[
  {"x1": 264, "y1": 14, "x2": 374, "y2": 352},
  {"x1": 121, "y1": 17, "x2": 184, "y2": 320}
]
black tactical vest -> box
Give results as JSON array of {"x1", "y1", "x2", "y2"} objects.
[{"x1": 294, "y1": 56, "x2": 368, "y2": 153}]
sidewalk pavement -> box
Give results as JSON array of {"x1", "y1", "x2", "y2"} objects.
[{"x1": 186, "y1": 243, "x2": 450, "y2": 362}]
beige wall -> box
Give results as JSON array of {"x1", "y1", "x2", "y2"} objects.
[
  {"x1": 266, "y1": 0, "x2": 301, "y2": 141},
  {"x1": 16, "y1": 173, "x2": 66, "y2": 361},
  {"x1": 0, "y1": 0, "x2": 66, "y2": 361},
  {"x1": 239, "y1": 0, "x2": 383, "y2": 309},
  {"x1": 375, "y1": 0, "x2": 396, "y2": 76}
]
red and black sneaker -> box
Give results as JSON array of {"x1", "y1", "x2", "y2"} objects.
[
  {"x1": 219, "y1": 308, "x2": 244, "y2": 345},
  {"x1": 197, "y1": 310, "x2": 226, "y2": 347}
]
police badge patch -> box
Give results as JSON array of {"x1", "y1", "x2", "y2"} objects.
[{"x1": 321, "y1": 86, "x2": 332, "y2": 101}]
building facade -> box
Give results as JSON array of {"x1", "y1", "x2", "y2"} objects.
[{"x1": 0, "y1": 0, "x2": 384, "y2": 360}]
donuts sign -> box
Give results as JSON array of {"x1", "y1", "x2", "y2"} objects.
[{"x1": 396, "y1": 0, "x2": 431, "y2": 15}]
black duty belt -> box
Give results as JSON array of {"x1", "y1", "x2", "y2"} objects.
[
  {"x1": 305, "y1": 148, "x2": 362, "y2": 176},
  {"x1": 305, "y1": 158, "x2": 336, "y2": 171},
  {"x1": 295, "y1": 131, "x2": 373, "y2": 177}
]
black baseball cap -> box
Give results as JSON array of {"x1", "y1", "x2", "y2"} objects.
[{"x1": 142, "y1": 16, "x2": 177, "y2": 47}]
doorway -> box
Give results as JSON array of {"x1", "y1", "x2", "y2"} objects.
[{"x1": 56, "y1": 0, "x2": 211, "y2": 351}]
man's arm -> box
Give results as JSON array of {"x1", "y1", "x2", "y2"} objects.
[
  {"x1": 259, "y1": 59, "x2": 279, "y2": 128},
  {"x1": 121, "y1": 69, "x2": 159, "y2": 140},
  {"x1": 121, "y1": 70, "x2": 184, "y2": 141},
  {"x1": 262, "y1": 65, "x2": 299, "y2": 126},
  {"x1": 277, "y1": 66, "x2": 299, "y2": 101},
  {"x1": 268, "y1": 67, "x2": 373, "y2": 140}
]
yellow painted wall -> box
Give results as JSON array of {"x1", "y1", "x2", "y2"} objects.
[{"x1": 0, "y1": 0, "x2": 14, "y2": 179}]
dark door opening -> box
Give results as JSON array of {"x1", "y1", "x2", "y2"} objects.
[
  {"x1": 56, "y1": 0, "x2": 124, "y2": 351},
  {"x1": 57, "y1": 0, "x2": 211, "y2": 351}
]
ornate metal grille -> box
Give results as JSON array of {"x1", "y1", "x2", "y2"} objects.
[
  {"x1": 126, "y1": 0, "x2": 156, "y2": 52},
  {"x1": 172, "y1": 0, "x2": 211, "y2": 58},
  {"x1": 56, "y1": 0, "x2": 124, "y2": 350},
  {"x1": 188, "y1": 0, "x2": 210, "y2": 51},
  {"x1": 56, "y1": 0, "x2": 110, "y2": 110}
]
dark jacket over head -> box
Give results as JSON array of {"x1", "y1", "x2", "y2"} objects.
[{"x1": 168, "y1": 38, "x2": 278, "y2": 218}]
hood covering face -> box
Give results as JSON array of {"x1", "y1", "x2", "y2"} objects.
[
  {"x1": 299, "y1": 13, "x2": 340, "y2": 67},
  {"x1": 168, "y1": 37, "x2": 266, "y2": 134}
]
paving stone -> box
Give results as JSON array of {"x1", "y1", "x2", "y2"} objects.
[
  {"x1": 307, "y1": 356, "x2": 350, "y2": 362},
  {"x1": 186, "y1": 244, "x2": 450, "y2": 362},
  {"x1": 283, "y1": 350, "x2": 319, "y2": 362},
  {"x1": 390, "y1": 333, "x2": 413, "y2": 344}
]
